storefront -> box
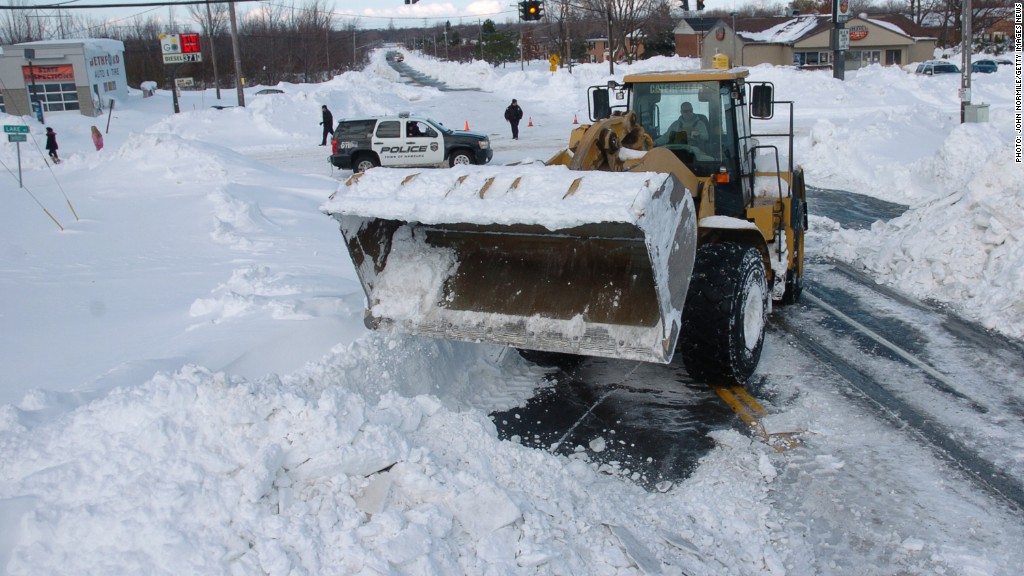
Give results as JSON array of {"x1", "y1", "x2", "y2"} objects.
[
  {"x1": 0, "y1": 38, "x2": 127, "y2": 118},
  {"x1": 699, "y1": 14, "x2": 935, "y2": 71}
]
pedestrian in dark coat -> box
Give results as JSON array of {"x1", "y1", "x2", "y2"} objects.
[
  {"x1": 45, "y1": 127, "x2": 60, "y2": 163},
  {"x1": 504, "y1": 99, "x2": 523, "y2": 140},
  {"x1": 320, "y1": 105, "x2": 334, "y2": 146}
]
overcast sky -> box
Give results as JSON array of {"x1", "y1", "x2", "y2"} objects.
[{"x1": 54, "y1": 0, "x2": 525, "y2": 31}]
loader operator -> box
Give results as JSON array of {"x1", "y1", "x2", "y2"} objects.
[{"x1": 656, "y1": 102, "x2": 710, "y2": 151}]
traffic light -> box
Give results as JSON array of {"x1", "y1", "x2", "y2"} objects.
[
  {"x1": 696, "y1": 0, "x2": 705, "y2": 10},
  {"x1": 520, "y1": 0, "x2": 543, "y2": 21}
]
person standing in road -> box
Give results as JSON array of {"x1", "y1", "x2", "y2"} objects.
[
  {"x1": 45, "y1": 127, "x2": 60, "y2": 163},
  {"x1": 319, "y1": 105, "x2": 334, "y2": 146},
  {"x1": 504, "y1": 99, "x2": 523, "y2": 140}
]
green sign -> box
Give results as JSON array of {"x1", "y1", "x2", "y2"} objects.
[
  {"x1": 4, "y1": 125, "x2": 30, "y2": 134},
  {"x1": 8, "y1": 134, "x2": 27, "y2": 142}
]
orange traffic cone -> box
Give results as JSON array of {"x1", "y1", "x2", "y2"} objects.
[
  {"x1": 573, "y1": 113, "x2": 579, "y2": 125},
  {"x1": 528, "y1": 116, "x2": 533, "y2": 127},
  {"x1": 464, "y1": 120, "x2": 470, "y2": 130}
]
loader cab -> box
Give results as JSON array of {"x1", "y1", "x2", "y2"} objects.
[
  {"x1": 629, "y1": 79, "x2": 740, "y2": 175},
  {"x1": 622, "y1": 72, "x2": 754, "y2": 216}
]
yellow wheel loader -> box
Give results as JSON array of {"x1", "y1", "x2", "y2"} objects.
[{"x1": 323, "y1": 66, "x2": 806, "y2": 385}]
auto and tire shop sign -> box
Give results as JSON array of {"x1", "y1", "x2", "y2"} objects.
[{"x1": 160, "y1": 33, "x2": 203, "y2": 64}]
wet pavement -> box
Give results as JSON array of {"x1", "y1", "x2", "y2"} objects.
[{"x1": 491, "y1": 187, "x2": 910, "y2": 490}]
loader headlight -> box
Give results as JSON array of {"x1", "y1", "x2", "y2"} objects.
[{"x1": 478, "y1": 140, "x2": 490, "y2": 149}]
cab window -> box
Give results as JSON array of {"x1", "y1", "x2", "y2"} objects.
[
  {"x1": 376, "y1": 121, "x2": 400, "y2": 139},
  {"x1": 406, "y1": 120, "x2": 436, "y2": 138},
  {"x1": 336, "y1": 120, "x2": 375, "y2": 139}
]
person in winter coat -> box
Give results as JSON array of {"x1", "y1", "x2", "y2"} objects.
[
  {"x1": 45, "y1": 127, "x2": 60, "y2": 163},
  {"x1": 91, "y1": 126, "x2": 104, "y2": 151},
  {"x1": 504, "y1": 99, "x2": 523, "y2": 140},
  {"x1": 319, "y1": 105, "x2": 334, "y2": 146}
]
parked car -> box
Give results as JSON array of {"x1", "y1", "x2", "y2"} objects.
[
  {"x1": 915, "y1": 60, "x2": 960, "y2": 75},
  {"x1": 255, "y1": 88, "x2": 285, "y2": 95},
  {"x1": 330, "y1": 113, "x2": 492, "y2": 172},
  {"x1": 971, "y1": 59, "x2": 998, "y2": 73}
]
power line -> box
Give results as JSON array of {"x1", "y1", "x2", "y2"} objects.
[{"x1": 0, "y1": 0, "x2": 263, "y2": 10}]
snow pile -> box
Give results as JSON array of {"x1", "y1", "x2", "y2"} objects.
[
  {"x1": 1, "y1": 45, "x2": 1022, "y2": 575},
  {"x1": 819, "y1": 123, "x2": 1024, "y2": 338}
]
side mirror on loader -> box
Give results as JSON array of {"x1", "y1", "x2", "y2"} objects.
[
  {"x1": 592, "y1": 88, "x2": 611, "y2": 120},
  {"x1": 751, "y1": 84, "x2": 774, "y2": 119}
]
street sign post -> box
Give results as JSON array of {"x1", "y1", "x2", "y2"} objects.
[{"x1": 4, "y1": 125, "x2": 28, "y2": 187}]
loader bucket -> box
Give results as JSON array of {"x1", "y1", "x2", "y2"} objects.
[{"x1": 323, "y1": 164, "x2": 697, "y2": 363}]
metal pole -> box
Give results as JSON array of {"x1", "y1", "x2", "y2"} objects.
[
  {"x1": 960, "y1": 0, "x2": 972, "y2": 122},
  {"x1": 171, "y1": 64, "x2": 180, "y2": 113},
  {"x1": 28, "y1": 59, "x2": 44, "y2": 124}
]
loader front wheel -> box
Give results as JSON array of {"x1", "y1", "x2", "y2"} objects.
[{"x1": 679, "y1": 243, "x2": 768, "y2": 386}]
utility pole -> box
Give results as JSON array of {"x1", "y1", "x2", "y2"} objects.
[
  {"x1": 831, "y1": 0, "x2": 849, "y2": 80},
  {"x1": 959, "y1": 0, "x2": 972, "y2": 122},
  {"x1": 606, "y1": 0, "x2": 614, "y2": 75},
  {"x1": 205, "y1": 2, "x2": 221, "y2": 100},
  {"x1": 563, "y1": 0, "x2": 572, "y2": 73},
  {"x1": 228, "y1": 0, "x2": 245, "y2": 107},
  {"x1": 730, "y1": 12, "x2": 738, "y2": 66}
]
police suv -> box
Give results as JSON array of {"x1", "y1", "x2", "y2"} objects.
[{"x1": 329, "y1": 113, "x2": 492, "y2": 173}]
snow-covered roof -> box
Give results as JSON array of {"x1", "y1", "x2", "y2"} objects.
[
  {"x1": 14, "y1": 38, "x2": 125, "y2": 52},
  {"x1": 737, "y1": 15, "x2": 821, "y2": 43}
]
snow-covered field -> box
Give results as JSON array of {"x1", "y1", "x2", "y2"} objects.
[{"x1": 1, "y1": 48, "x2": 1021, "y2": 574}]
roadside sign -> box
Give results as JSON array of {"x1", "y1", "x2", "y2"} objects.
[
  {"x1": 8, "y1": 134, "x2": 27, "y2": 142},
  {"x1": 160, "y1": 33, "x2": 198, "y2": 55},
  {"x1": 4, "y1": 125, "x2": 30, "y2": 134},
  {"x1": 160, "y1": 32, "x2": 203, "y2": 64},
  {"x1": 838, "y1": 28, "x2": 850, "y2": 51},
  {"x1": 179, "y1": 33, "x2": 201, "y2": 54},
  {"x1": 163, "y1": 53, "x2": 203, "y2": 64},
  {"x1": 175, "y1": 77, "x2": 195, "y2": 88}
]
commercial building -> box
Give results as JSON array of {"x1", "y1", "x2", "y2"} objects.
[
  {"x1": 0, "y1": 39, "x2": 128, "y2": 118},
  {"x1": 677, "y1": 14, "x2": 936, "y2": 70}
]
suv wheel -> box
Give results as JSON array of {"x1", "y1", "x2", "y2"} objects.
[
  {"x1": 449, "y1": 150, "x2": 473, "y2": 167},
  {"x1": 354, "y1": 154, "x2": 380, "y2": 173}
]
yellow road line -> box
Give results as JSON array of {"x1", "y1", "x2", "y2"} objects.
[{"x1": 713, "y1": 385, "x2": 800, "y2": 451}]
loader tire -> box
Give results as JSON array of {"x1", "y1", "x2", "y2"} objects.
[{"x1": 679, "y1": 243, "x2": 768, "y2": 386}]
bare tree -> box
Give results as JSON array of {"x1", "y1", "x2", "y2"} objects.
[
  {"x1": 188, "y1": 2, "x2": 228, "y2": 95},
  {"x1": 0, "y1": 0, "x2": 47, "y2": 43}
]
